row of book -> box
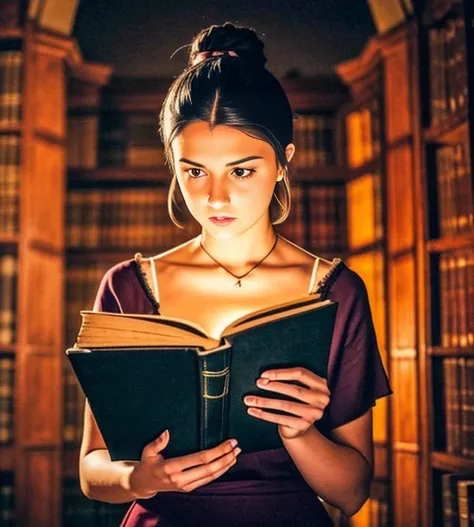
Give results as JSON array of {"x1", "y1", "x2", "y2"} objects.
[
  {"x1": 69, "y1": 111, "x2": 339, "y2": 170},
  {"x1": 0, "y1": 50, "x2": 22, "y2": 128},
  {"x1": 345, "y1": 100, "x2": 382, "y2": 169},
  {"x1": 66, "y1": 184, "x2": 347, "y2": 253},
  {"x1": 292, "y1": 114, "x2": 336, "y2": 168},
  {"x1": 428, "y1": 15, "x2": 468, "y2": 126},
  {"x1": 439, "y1": 249, "x2": 474, "y2": 348},
  {"x1": 0, "y1": 134, "x2": 20, "y2": 236},
  {"x1": 68, "y1": 112, "x2": 166, "y2": 169},
  {"x1": 0, "y1": 472, "x2": 13, "y2": 527},
  {"x1": 64, "y1": 263, "x2": 109, "y2": 444},
  {"x1": 66, "y1": 187, "x2": 200, "y2": 250},
  {"x1": 443, "y1": 357, "x2": 474, "y2": 458},
  {"x1": 0, "y1": 254, "x2": 17, "y2": 346},
  {"x1": 0, "y1": 355, "x2": 14, "y2": 445},
  {"x1": 442, "y1": 472, "x2": 474, "y2": 527},
  {"x1": 435, "y1": 141, "x2": 473, "y2": 237},
  {"x1": 63, "y1": 478, "x2": 129, "y2": 527}
]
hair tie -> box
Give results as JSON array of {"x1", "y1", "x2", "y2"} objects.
[{"x1": 192, "y1": 50, "x2": 239, "y2": 66}]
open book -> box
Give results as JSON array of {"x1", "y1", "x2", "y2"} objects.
[{"x1": 67, "y1": 295, "x2": 338, "y2": 461}]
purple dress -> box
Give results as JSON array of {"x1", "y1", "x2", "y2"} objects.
[{"x1": 91, "y1": 258, "x2": 392, "y2": 527}]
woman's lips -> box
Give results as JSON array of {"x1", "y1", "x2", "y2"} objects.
[{"x1": 208, "y1": 216, "x2": 236, "y2": 226}]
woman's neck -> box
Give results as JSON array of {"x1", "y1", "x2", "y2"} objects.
[{"x1": 198, "y1": 224, "x2": 278, "y2": 270}]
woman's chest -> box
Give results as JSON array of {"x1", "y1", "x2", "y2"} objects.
[{"x1": 159, "y1": 290, "x2": 298, "y2": 340}]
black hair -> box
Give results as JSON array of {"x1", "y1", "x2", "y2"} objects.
[{"x1": 159, "y1": 22, "x2": 294, "y2": 227}]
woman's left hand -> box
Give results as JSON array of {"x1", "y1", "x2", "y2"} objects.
[{"x1": 243, "y1": 367, "x2": 331, "y2": 440}]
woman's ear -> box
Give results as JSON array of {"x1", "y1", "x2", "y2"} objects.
[{"x1": 285, "y1": 143, "x2": 296, "y2": 164}]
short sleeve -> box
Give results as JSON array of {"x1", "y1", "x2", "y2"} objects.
[
  {"x1": 319, "y1": 266, "x2": 392, "y2": 431},
  {"x1": 92, "y1": 267, "x2": 123, "y2": 313}
]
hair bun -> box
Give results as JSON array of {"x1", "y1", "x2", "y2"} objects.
[{"x1": 189, "y1": 22, "x2": 267, "y2": 68}]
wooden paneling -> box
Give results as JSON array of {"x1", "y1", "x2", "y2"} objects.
[
  {"x1": 23, "y1": 353, "x2": 62, "y2": 445},
  {"x1": 27, "y1": 139, "x2": 65, "y2": 249},
  {"x1": 391, "y1": 355, "x2": 419, "y2": 445},
  {"x1": 24, "y1": 452, "x2": 61, "y2": 527},
  {"x1": 34, "y1": 50, "x2": 65, "y2": 138},
  {"x1": 393, "y1": 452, "x2": 420, "y2": 527},
  {"x1": 25, "y1": 250, "x2": 63, "y2": 346},
  {"x1": 384, "y1": 40, "x2": 411, "y2": 143},
  {"x1": 389, "y1": 254, "x2": 416, "y2": 350},
  {"x1": 387, "y1": 145, "x2": 415, "y2": 254}
]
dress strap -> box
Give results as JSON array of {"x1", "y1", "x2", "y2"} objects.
[
  {"x1": 149, "y1": 258, "x2": 160, "y2": 303},
  {"x1": 308, "y1": 257, "x2": 321, "y2": 295}
]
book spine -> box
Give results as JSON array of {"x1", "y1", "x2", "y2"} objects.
[{"x1": 199, "y1": 347, "x2": 231, "y2": 450}]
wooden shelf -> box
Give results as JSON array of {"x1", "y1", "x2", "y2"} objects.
[
  {"x1": 63, "y1": 446, "x2": 80, "y2": 478},
  {"x1": 0, "y1": 234, "x2": 19, "y2": 250},
  {"x1": 431, "y1": 451, "x2": 474, "y2": 472},
  {"x1": 429, "y1": 346, "x2": 474, "y2": 357},
  {"x1": 346, "y1": 239, "x2": 385, "y2": 257},
  {"x1": 0, "y1": 344, "x2": 16, "y2": 355},
  {"x1": 426, "y1": 231, "x2": 474, "y2": 253},
  {"x1": 0, "y1": 123, "x2": 21, "y2": 134},
  {"x1": 424, "y1": 115, "x2": 469, "y2": 145},
  {"x1": 0, "y1": 28, "x2": 23, "y2": 40},
  {"x1": 0, "y1": 445, "x2": 15, "y2": 471},
  {"x1": 345, "y1": 156, "x2": 382, "y2": 181},
  {"x1": 292, "y1": 165, "x2": 348, "y2": 182},
  {"x1": 68, "y1": 166, "x2": 171, "y2": 187},
  {"x1": 67, "y1": 248, "x2": 142, "y2": 262}
]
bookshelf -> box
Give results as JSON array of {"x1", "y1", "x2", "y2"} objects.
[
  {"x1": 336, "y1": 32, "x2": 391, "y2": 527},
  {"x1": 336, "y1": 0, "x2": 474, "y2": 525},
  {"x1": 418, "y1": 0, "x2": 474, "y2": 526},
  {"x1": 0, "y1": 17, "x2": 78, "y2": 527}
]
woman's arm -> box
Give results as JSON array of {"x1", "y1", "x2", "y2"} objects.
[{"x1": 281, "y1": 410, "x2": 373, "y2": 517}]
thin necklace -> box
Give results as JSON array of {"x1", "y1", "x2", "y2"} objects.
[{"x1": 199, "y1": 234, "x2": 279, "y2": 287}]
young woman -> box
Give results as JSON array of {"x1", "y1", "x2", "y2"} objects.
[{"x1": 79, "y1": 22, "x2": 392, "y2": 527}]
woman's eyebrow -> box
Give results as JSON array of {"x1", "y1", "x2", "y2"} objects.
[{"x1": 179, "y1": 155, "x2": 264, "y2": 168}]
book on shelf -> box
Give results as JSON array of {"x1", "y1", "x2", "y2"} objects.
[
  {"x1": 442, "y1": 473, "x2": 474, "y2": 527},
  {"x1": 0, "y1": 355, "x2": 14, "y2": 445},
  {"x1": 293, "y1": 113, "x2": 335, "y2": 168},
  {"x1": 458, "y1": 479, "x2": 474, "y2": 527},
  {"x1": 0, "y1": 253, "x2": 16, "y2": 346},
  {"x1": 428, "y1": 13, "x2": 468, "y2": 127},
  {"x1": 435, "y1": 140, "x2": 473, "y2": 238},
  {"x1": 442, "y1": 357, "x2": 474, "y2": 458},
  {"x1": 0, "y1": 134, "x2": 20, "y2": 235},
  {"x1": 438, "y1": 248, "x2": 474, "y2": 348},
  {"x1": 0, "y1": 48, "x2": 22, "y2": 128},
  {"x1": 0, "y1": 471, "x2": 14, "y2": 527},
  {"x1": 67, "y1": 115, "x2": 99, "y2": 169},
  {"x1": 66, "y1": 296, "x2": 338, "y2": 461}
]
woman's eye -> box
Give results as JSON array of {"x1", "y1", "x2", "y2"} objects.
[
  {"x1": 187, "y1": 168, "x2": 205, "y2": 178},
  {"x1": 233, "y1": 168, "x2": 255, "y2": 179}
]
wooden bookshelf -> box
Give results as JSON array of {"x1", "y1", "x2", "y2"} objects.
[
  {"x1": 424, "y1": 118, "x2": 469, "y2": 144},
  {"x1": 68, "y1": 166, "x2": 171, "y2": 187},
  {"x1": 426, "y1": 231, "x2": 474, "y2": 252},
  {"x1": 0, "y1": 123, "x2": 21, "y2": 134},
  {"x1": 429, "y1": 346, "x2": 474, "y2": 357},
  {"x1": 431, "y1": 451, "x2": 474, "y2": 472},
  {"x1": 0, "y1": 446, "x2": 15, "y2": 471},
  {"x1": 336, "y1": 27, "x2": 391, "y2": 527},
  {"x1": 63, "y1": 447, "x2": 80, "y2": 478},
  {"x1": 0, "y1": 234, "x2": 19, "y2": 246},
  {"x1": 0, "y1": 344, "x2": 16, "y2": 354}
]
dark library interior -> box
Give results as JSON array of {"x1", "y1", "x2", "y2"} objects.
[{"x1": 0, "y1": 0, "x2": 473, "y2": 525}]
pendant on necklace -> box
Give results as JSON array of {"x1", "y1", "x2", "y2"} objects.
[{"x1": 235, "y1": 279, "x2": 242, "y2": 287}]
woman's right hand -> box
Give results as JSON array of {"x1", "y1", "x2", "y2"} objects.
[{"x1": 128, "y1": 430, "x2": 241, "y2": 499}]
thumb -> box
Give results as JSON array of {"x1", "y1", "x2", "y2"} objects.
[{"x1": 142, "y1": 429, "x2": 170, "y2": 459}]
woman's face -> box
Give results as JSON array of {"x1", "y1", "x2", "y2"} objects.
[{"x1": 171, "y1": 121, "x2": 294, "y2": 240}]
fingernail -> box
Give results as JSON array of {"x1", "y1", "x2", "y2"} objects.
[
  {"x1": 230, "y1": 439, "x2": 238, "y2": 447},
  {"x1": 257, "y1": 378, "x2": 269, "y2": 385},
  {"x1": 234, "y1": 447, "x2": 242, "y2": 455}
]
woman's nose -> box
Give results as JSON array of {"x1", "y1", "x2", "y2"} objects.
[{"x1": 207, "y1": 179, "x2": 230, "y2": 209}]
